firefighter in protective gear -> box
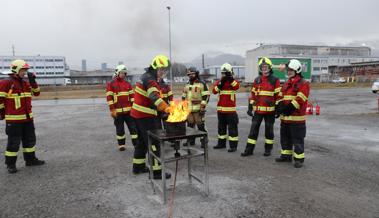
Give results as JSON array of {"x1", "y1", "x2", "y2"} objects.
[
  {"x1": 275, "y1": 59, "x2": 310, "y2": 168},
  {"x1": 212, "y1": 63, "x2": 240, "y2": 152},
  {"x1": 241, "y1": 57, "x2": 281, "y2": 157},
  {"x1": 106, "y1": 64, "x2": 138, "y2": 151},
  {"x1": 0, "y1": 60, "x2": 45, "y2": 174},
  {"x1": 159, "y1": 78, "x2": 173, "y2": 104},
  {"x1": 130, "y1": 55, "x2": 171, "y2": 179},
  {"x1": 182, "y1": 67, "x2": 210, "y2": 146}
]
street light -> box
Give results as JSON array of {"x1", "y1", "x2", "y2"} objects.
[{"x1": 167, "y1": 6, "x2": 173, "y2": 90}]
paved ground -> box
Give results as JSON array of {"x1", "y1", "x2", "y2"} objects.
[{"x1": 0, "y1": 88, "x2": 378, "y2": 218}]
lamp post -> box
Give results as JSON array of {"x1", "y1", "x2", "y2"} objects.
[{"x1": 167, "y1": 6, "x2": 173, "y2": 90}]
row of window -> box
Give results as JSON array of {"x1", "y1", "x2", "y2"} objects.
[
  {"x1": 313, "y1": 67, "x2": 328, "y2": 71},
  {"x1": 1, "y1": 58, "x2": 64, "y2": 62},
  {"x1": 36, "y1": 72, "x2": 64, "y2": 75},
  {"x1": 0, "y1": 66, "x2": 64, "y2": 69}
]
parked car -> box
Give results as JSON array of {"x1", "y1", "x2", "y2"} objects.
[
  {"x1": 372, "y1": 78, "x2": 379, "y2": 93},
  {"x1": 331, "y1": 77, "x2": 346, "y2": 84}
]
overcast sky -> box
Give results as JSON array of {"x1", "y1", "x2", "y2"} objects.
[{"x1": 1, "y1": 0, "x2": 378, "y2": 70}]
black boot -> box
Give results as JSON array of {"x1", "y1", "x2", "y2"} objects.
[
  {"x1": 228, "y1": 147, "x2": 237, "y2": 152},
  {"x1": 294, "y1": 161, "x2": 303, "y2": 168},
  {"x1": 263, "y1": 143, "x2": 273, "y2": 156},
  {"x1": 213, "y1": 144, "x2": 226, "y2": 149},
  {"x1": 133, "y1": 165, "x2": 149, "y2": 174},
  {"x1": 275, "y1": 156, "x2": 292, "y2": 162},
  {"x1": 25, "y1": 159, "x2": 45, "y2": 166},
  {"x1": 241, "y1": 144, "x2": 255, "y2": 157},
  {"x1": 7, "y1": 165, "x2": 18, "y2": 174},
  {"x1": 153, "y1": 170, "x2": 171, "y2": 180}
]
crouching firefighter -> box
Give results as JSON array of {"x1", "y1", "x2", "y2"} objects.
[
  {"x1": 0, "y1": 60, "x2": 45, "y2": 174},
  {"x1": 106, "y1": 64, "x2": 138, "y2": 151},
  {"x1": 212, "y1": 63, "x2": 240, "y2": 152},
  {"x1": 241, "y1": 57, "x2": 280, "y2": 157},
  {"x1": 130, "y1": 55, "x2": 172, "y2": 179},
  {"x1": 275, "y1": 59, "x2": 310, "y2": 168},
  {"x1": 182, "y1": 67, "x2": 210, "y2": 147}
]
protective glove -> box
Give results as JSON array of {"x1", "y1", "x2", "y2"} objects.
[
  {"x1": 281, "y1": 103, "x2": 296, "y2": 116},
  {"x1": 247, "y1": 104, "x2": 253, "y2": 117},
  {"x1": 275, "y1": 102, "x2": 284, "y2": 118},
  {"x1": 217, "y1": 81, "x2": 223, "y2": 91},
  {"x1": 110, "y1": 109, "x2": 117, "y2": 118},
  {"x1": 27, "y1": 72, "x2": 37, "y2": 84}
]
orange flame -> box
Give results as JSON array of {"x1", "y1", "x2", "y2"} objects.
[{"x1": 166, "y1": 100, "x2": 190, "y2": 123}]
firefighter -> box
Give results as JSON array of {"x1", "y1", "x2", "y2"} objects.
[
  {"x1": 182, "y1": 67, "x2": 210, "y2": 146},
  {"x1": 130, "y1": 55, "x2": 172, "y2": 179},
  {"x1": 212, "y1": 63, "x2": 240, "y2": 152},
  {"x1": 106, "y1": 64, "x2": 138, "y2": 151},
  {"x1": 275, "y1": 59, "x2": 310, "y2": 168},
  {"x1": 158, "y1": 77, "x2": 173, "y2": 104},
  {"x1": 241, "y1": 57, "x2": 281, "y2": 157},
  {"x1": 0, "y1": 60, "x2": 45, "y2": 174}
]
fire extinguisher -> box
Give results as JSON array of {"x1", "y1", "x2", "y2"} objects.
[
  {"x1": 315, "y1": 103, "x2": 320, "y2": 115},
  {"x1": 306, "y1": 102, "x2": 313, "y2": 115}
]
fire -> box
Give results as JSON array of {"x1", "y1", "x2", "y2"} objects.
[{"x1": 166, "y1": 100, "x2": 190, "y2": 123}]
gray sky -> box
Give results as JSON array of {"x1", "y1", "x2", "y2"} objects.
[{"x1": 1, "y1": 0, "x2": 378, "y2": 70}]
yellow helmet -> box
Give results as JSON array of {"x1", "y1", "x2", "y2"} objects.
[
  {"x1": 151, "y1": 55, "x2": 170, "y2": 69},
  {"x1": 220, "y1": 63, "x2": 233, "y2": 74},
  {"x1": 11, "y1": 59, "x2": 30, "y2": 74},
  {"x1": 115, "y1": 64, "x2": 128, "y2": 76},
  {"x1": 258, "y1": 57, "x2": 272, "y2": 71}
]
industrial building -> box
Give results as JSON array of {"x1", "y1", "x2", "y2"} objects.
[
  {"x1": 0, "y1": 55, "x2": 70, "y2": 85},
  {"x1": 202, "y1": 65, "x2": 245, "y2": 82},
  {"x1": 245, "y1": 44, "x2": 379, "y2": 83},
  {"x1": 329, "y1": 61, "x2": 379, "y2": 82}
]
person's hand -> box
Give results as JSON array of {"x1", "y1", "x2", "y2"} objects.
[
  {"x1": 27, "y1": 72, "x2": 37, "y2": 84},
  {"x1": 110, "y1": 109, "x2": 117, "y2": 118},
  {"x1": 247, "y1": 103, "x2": 253, "y2": 117}
]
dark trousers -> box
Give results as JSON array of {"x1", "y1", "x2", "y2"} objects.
[
  {"x1": 133, "y1": 117, "x2": 162, "y2": 174},
  {"x1": 5, "y1": 121, "x2": 38, "y2": 166},
  {"x1": 280, "y1": 122, "x2": 306, "y2": 162},
  {"x1": 114, "y1": 113, "x2": 138, "y2": 146},
  {"x1": 246, "y1": 113, "x2": 275, "y2": 151},
  {"x1": 217, "y1": 112, "x2": 239, "y2": 148},
  {"x1": 187, "y1": 112, "x2": 207, "y2": 145}
]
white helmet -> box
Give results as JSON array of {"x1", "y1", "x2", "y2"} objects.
[
  {"x1": 287, "y1": 59, "x2": 302, "y2": 74},
  {"x1": 115, "y1": 64, "x2": 128, "y2": 76},
  {"x1": 1, "y1": 71, "x2": 13, "y2": 75}
]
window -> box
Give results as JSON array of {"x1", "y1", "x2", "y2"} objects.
[
  {"x1": 321, "y1": 67, "x2": 328, "y2": 71},
  {"x1": 54, "y1": 59, "x2": 63, "y2": 62},
  {"x1": 313, "y1": 59, "x2": 321, "y2": 63},
  {"x1": 45, "y1": 59, "x2": 54, "y2": 62},
  {"x1": 313, "y1": 67, "x2": 320, "y2": 71},
  {"x1": 321, "y1": 59, "x2": 328, "y2": 64},
  {"x1": 55, "y1": 66, "x2": 64, "y2": 69},
  {"x1": 55, "y1": 72, "x2": 64, "y2": 75},
  {"x1": 36, "y1": 72, "x2": 45, "y2": 75}
]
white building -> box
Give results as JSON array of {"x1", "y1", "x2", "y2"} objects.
[
  {"x1": 245, "y1": 44, "x2": 379, "y2": 82},
  {"x1": 0, "y1": 55, "x2": 70, "y2": 85}
]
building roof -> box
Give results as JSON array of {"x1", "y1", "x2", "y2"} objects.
[{"x1": 246, "y1": 44, "x2": 371, "y2": 53}]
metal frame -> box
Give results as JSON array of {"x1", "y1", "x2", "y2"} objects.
[{"x1": 147, "y1": 128, "x2": 209, "y2": 204}]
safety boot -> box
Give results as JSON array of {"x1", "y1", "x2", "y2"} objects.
[
  {"x1": 228, "y1": 147, "x2": 237, "y2": 152},
  {"x1": 275, "y1": 156, "x2": 292, "y2": 162},
  {"x1": 213, "y1": 144, "x2": 226, "y2": 149},
  {"x1": 241, "y1": 145, "x2": 255, "y2": 157},
  {"x1": 263, "y1": 144, "x2": 273, "y2": 156},
  {"x1": 7, "y1": 165, "x2": 18, "y2": 174},
  {"x1": 118, "y1": 145, "x2": 126, "y2": 151},
  {"x1": 25, "y1": 158, "x2": 45, "y2": 166},
  {"x1": 294, "y1": 161, "x2": 303, "y2": 168}
]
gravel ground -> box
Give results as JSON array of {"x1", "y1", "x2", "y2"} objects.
[{"x1": 0, "y1": 88, "x2": 378, "y2": 218}]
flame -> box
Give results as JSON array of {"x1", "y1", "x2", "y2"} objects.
[{"x1": 166, "y1": 100, "x2": 190, "y2": 123}]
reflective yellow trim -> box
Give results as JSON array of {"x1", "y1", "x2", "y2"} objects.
[
  {"x1": 297, "y1": 92, "x2": 308, "y2": 101},
  {"x1": 133, "y1": 158, "x2": 146, "y2": 164},
  {"x1": 217, "y1": 106, "x2": 236, "y2": 112},
  {"x1": 281, "y1": 150, "x2": 293, "y2": 155},
  {"x1": 5, "y1": 151, "x2": 18, "y2": 157},
  {"x1": 229, "y1": 136, "x2": 238, "y2": 141},
  {"x1": 117, "y1": 91, "x2": 130, "y2": 96},
  {"x1": 107, "y1": 100, "x2": 114, "y2": 105},
  {"x1": 253, "y1": 106, "x2": 275, "y2": 112},
  {"x1": 147, "y1": 87, "x2": 159, "y2": 96},
  {"x1": 132, "y1": 103, "x2": 157, "y2": 116},
  {"x1": 220, "y1": 90, "x2": 236, "y2": 95},
  {"x1": 5, "y1": 113, "x2": 33, "y2": 121},
  {"x1": 231, "y1": 80, "x2": 238, "y2": 87},
  {"x1": 0, "y1": 92, "x2": 7, "y2": 97},
  {"x1": 167, "y1": 91, "x2": 173, "y2": 96},
  {"x1": 106, "y1": 91, "x2": 114, "y2": 96},
  {"x1": 257, "y1": 91, "x2": 274, "y2": 96},
  {"x1": 294, "y1": 152, "x2": 305, "y2": 159},
  {"x1": 265, "y1": 139, "x2": 274, "y2": 144},
  {"x1": 0, "y1": 103, "x2": 4, "y2": 109},
  {"x1": 129, "y1": 90, "x2": 134, "y2": 95},
  {"x1": 116, "y1": 107, "x2": 131, "y2": 112},
  {"x1": 117, "y1": 135, "x2": 126, "y2": 140},
  {"x1": 280, "y1": 115, "x2": 306, "y2": 121},
  {"x1": 31, "y1": 87, "x2": 40, "y2": 93},
  {"x1": 131, "y1": 134, "x2": 138, "y2": 139},
  {"x1": 291, "y1": 100, "x2": 300, "y2": 109},
  {"x1": 23, "y1": 146, "x2": 36, "y2": 153},
  {"x1": 15, "y1": 97, "x2": 21, "y2": 109},
  {"x1": 154, "y1": 98, "x2": 163, "y2": 107},
  {"x1": 135, "y1": 86, "x2": 148, "y2": 97},
  {"x1": 274, "y1": 87, "x2": 281, "y2": 93},
  {"x1": 151, "y1": 145, "x2": 157, "y2": 152},
  {"x1": 201, "y1": 91, "x2": 210, "y2": 96},
  {"x1": 247, "y1": 138, "x2": 256, "y2": 144},
  {"x1": 283, "y1": 95, "x2": 296, "y2": 100},
  {"x1": 7, "y1": 92, "x2": 32, "y2": 98},
  {"x1": 218, "y1": 134, "x2": 227, "y2": 139}
]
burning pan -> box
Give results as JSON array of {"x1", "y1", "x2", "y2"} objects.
[{"x1": 164, "y1": 120, "x2": 186, "y2": 135}]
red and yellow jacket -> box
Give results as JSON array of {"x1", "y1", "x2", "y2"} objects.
[
  {"x1": 130, "y1": 69, "x2": 168, "y2": 119},
  {"x1": 249, "y1": 74, "x2": 281, "y2": 114},
  {"x1": 212, "y1": 78, "x2": 240, "y2": 113},
  {"x1": 159, "y1": 79, "x2": 173, "y2": 104},
  {"x1": 277, "y1": 75, "x2": 310, "y2": 123},
  {"x1": 106, "y1": 77, "x2": 134, "y2": 114},
  {"x1": 0, "y1": 75, "x2": 40, "y2": 123}
]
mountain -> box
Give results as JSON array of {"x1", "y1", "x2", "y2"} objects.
[{"x1": 187, "y1": 52, "x2": 245, "y2": 68}]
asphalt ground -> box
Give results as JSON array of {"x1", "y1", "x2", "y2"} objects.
[{"x1": 0, "y1": 88, "x2": 378, "y2": 218}]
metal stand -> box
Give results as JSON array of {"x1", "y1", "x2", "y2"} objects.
[{"x1": 147, "y1": 128, "x2": 209, "y2": 204}]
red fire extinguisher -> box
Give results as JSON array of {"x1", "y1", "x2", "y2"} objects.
[
  {"x1": 315, "y1": 103, "x2": 320, "y2": 115},
  {"x1": 306, "y1": 102, "x2": 313, "y2": 115}
]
